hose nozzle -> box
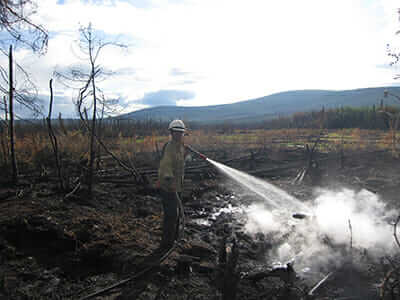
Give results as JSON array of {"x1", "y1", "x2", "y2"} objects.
[
  {"x1": 198, "y1": 153, "x2": 207, "y2": 160},
  {"x1": 186, "y1": 145, "x2": 208, "y2": 160}
]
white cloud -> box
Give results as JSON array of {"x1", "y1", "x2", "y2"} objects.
[{"x1": 9, "y1": 0, "x2": 400, "y2": 116}]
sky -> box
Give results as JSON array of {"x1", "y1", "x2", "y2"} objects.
[{"x1": 3, "y1": 0, "x2": 400, "y2": 118}]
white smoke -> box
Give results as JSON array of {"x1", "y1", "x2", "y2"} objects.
[
  {"x1": 245, "y1": 203, "x2": 281, "y2": 233},
  {"x1": 244, "y1": 188, "x2": 397, "y2": 271},
  {"x1": 313, "y1": 188, "x2": 395, "y2": 249},
  {"x1": 207, "y1": 159, "x2": 398, "y2": 272}
]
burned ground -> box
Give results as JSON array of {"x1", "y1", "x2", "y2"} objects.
[{"x1": 0, "y1": 147, "x2": 400, "y2": 299}]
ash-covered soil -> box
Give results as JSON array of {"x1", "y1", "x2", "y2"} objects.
[{"x1": 0, "y1": 148, "x2": 400, "y2": 299}]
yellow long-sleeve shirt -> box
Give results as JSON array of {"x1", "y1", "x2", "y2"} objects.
[{"x1": 158, "y1": 140, "x2": 186, "y2": 192}]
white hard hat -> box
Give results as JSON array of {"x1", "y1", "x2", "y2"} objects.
[{"x1": 168, "y1": 119, "x2": 186, "y2": 132}]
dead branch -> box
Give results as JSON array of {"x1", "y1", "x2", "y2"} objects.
[
  {"x1": 380, "y1": 267, "x2": 400, "y2": 299},
  {"x1": 393, "y1": 215, "x2": 400, "y2": 250},
  {"x1": 79, "y1": 112, "x2": 143, "y2": 182},
  {"x1": 348, "y1": 219, "x2": 353, "y2": 252},
  {"x1": 63, "y1": 182, "x2": 81, "y2": 201},
  {"x1": 308, "y1": 272, "x2": 333, "y2": 296},
  {"x1": 0, "y1": 0, "x2": 48, "y2": 53},
  {"x1": 95, "y1": 134, "x2": 142, "y2": 182}
]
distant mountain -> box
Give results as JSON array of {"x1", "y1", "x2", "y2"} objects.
[{"x1": 119, "y1": 87, "x2": 400, "y2": 124}]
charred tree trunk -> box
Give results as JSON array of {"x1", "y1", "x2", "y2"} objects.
[
  {"x1": 217, "y1": 236, "x2": 240, "y2": 300},
  {"x1": 96, "y1": 101, "x2": 105, "y2": 170},
  {"x1": 87, "y1": 77, "x2": 96, "y2": 197},
  {"x1": 0, "y1": 96, "x2": 9, "y2": 165},
  {"x1": 46, "y1": 79, "x2": 64, "y2": 190},
  {"x1": 87, "y1": 28, "x2": 97, "y2": 198},
  {"x1": 8, "y1": 45, "x2": 18, "y2": 184},
  {"x1": 58, "y1": 112, "x2": 68, "y2": 136}
]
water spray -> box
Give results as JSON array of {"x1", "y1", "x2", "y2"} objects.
[
  {"x1": 186, "y1": 146, "x2": 312, "y2": 215},
  {"x1": 186, "y1": 146, "x2": 316, "y2": 221}
]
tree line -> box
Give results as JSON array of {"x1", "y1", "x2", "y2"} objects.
[
  {"x1": 262, "y1": 104, "x2": 399, "y2": 130},
  {"x1": 194, "y1": 103, "x2": 400, "y2": 132},
  {"x1": 6, "y1": 103, "x2": 399, "y2": 139}
]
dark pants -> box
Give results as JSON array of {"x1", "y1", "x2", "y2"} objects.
[
  {"x1": 130, "y1": 191, "x2": 183, "y2": 274},
  {"x1": 159, "y1": 190, "x2": 181, "y2": 251}
]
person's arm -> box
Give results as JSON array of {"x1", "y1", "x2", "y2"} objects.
[{"x1": 184, "y1": 145, "x2": 192, "y2": 162}]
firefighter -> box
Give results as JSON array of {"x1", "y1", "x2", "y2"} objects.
[{"x1": 157, "y1": 119, "x2": 187, "y2": 251}]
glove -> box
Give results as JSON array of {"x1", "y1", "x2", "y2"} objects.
[{"x1": 169, "y1": 182, "x2": 177, "y2": 193}]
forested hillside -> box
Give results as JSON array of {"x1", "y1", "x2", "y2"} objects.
[{"x1": 120, "y1": 87, "x2": 400, "y2": 124}]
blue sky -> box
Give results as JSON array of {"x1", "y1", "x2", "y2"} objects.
[{"x1": 3, "y1": 0, "x2": 400, "y2": 118}]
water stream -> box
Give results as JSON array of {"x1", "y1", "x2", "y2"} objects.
[
  {"x1": 206, "y1": 158, "x2": 396, "y2": 260},
  {"x1": 207, "y1": 158, "x2": 311, "y2": 214}
]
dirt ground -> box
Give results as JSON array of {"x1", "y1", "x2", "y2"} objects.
[{"x1": 0, "y1": 147, "x2": 400, "y2": 299}]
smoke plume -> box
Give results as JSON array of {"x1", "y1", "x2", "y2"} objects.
[{"x1": 244, "y1": 188, "x2": 397, "y2": 272}]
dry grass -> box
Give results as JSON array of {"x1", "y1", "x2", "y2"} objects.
[{"x1": 1, "y1": 127, "x2": 399, "y2": 170}]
